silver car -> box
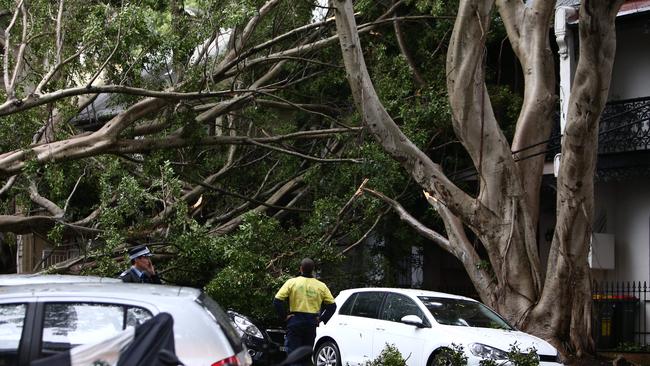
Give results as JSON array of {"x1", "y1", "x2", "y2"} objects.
[{"x1": 0, "y1": 275, "x2": 251, "y2": 366}]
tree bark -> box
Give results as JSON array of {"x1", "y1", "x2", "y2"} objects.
[{"x1": 531, "y1": 0, "x2": 624, "y2": 358}]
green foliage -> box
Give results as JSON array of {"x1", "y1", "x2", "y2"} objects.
[
  {"x1": 47, "y1": 223, "x2": 66, "y2": 247},
  {"x1": 0, "y1": 0, "x2": 525, "y2": 332},
  {"x1": 475, "y1": 260, "x2": 493, "y2": 274},
  {"x1": 503, "y1": 344, "x2": 539, "y2": 366},
  {"x1": 615, "y1": 342, "x2": 650, "y2": 352},
  {"x1": 202, "y1": 213, "x2": 341, "y2": 325},
  {"x1": 435, "y1": 344, "x2": 468, "y2": 366},
  {"x1": 431, "y1": 343, "x2": 540, "y2": 366},
  {"x1": 364, "y1": 344, "x2": 407, "y2": 366}
]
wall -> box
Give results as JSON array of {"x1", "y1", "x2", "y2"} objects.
[
  {"x1": 592, "y1": 179, "x2": 650, "y2": 283},
  {"x1": 608, "y1": 15, "x2": 650, "y2": 101}
]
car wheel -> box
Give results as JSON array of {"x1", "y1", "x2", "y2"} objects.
[
  {"x1": 429, "y1": 351, "x2": 453, "y2": 366},
  {"x1": 315, "y1": 341, "x2": 341, "y2": 366}
]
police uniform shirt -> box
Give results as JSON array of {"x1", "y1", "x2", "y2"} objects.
[{"x1": 119, "y1": 266, "x2": 161, "y2": 284}]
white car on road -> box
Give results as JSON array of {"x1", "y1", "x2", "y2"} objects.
[{"x1": 314, "y1": 287, "x2": 561, "y2": 366}]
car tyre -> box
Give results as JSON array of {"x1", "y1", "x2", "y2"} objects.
[
  {"x1": 315, "y1": 340, "x2": 341, "y2": 366},
  {"x1": 429, "y1": 351, "x2": 453, "y2": 366}
]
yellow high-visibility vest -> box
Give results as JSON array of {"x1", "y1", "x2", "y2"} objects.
[{"x1": 274, "y1": 276, "x2": 335, "y2": 314}]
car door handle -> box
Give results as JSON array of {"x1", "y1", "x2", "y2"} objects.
[
  {"x1": 338, "y1": 322, "x2": 347, "y2": 326},
  {"x1": 375, "y1": 327, "x2": 385, "y2": 331}
]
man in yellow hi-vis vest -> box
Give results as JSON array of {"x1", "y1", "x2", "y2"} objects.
[{"x1": 273, "y1": 258, "x2": 337, "y2": 364}]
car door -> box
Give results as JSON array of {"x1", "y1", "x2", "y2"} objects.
[
  {"x1": 372, "y1": 293, "x2": 427, "y2": 366},
  {"x1": 332, "y1": 291, "x2": 385, "y2": 366},
  {"x1": 26, "y1": 300, "x2": 153, "y2": 364}
]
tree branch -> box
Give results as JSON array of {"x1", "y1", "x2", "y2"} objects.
[
  {"x1": 339, "y1": 207, "x2": 387, "y2": 255},
  {"x1": 0, "y1": 85, "x2": 231, "y2": 116},
  {"x1": 86, "y1": 1, "x2": 124, "y2": 87},
  {"x1": 393, "y1": 13, "x2": 425, "y2": 87},
  {"x1": 362, "y1": 188, "x2": 450, "y2": 248},
  {"x1": 3, "y1": 0, "x2": 26, "y2": 99},
  {"x1": 210, "y1": 174, "x2": 304, "y2": 235},
  {"x1": 333, "y1": 0, "x2": 494, "y2": 231},
  {"x1": 322, "y1": 178, "x2": 369, "y2": 244},
  {"x1": 63, "y1": 169, "x2": 86, "y2": 214},
  {"x1": 28, "y1": 181, "x2": 64, "y2": 218},
  {"x1": 424, "y1": 190, "x2": 497, "y2": 306},
  {"x1": 215, "y1": 0, "x2": 283, "y2": 74},
  {"x1": 496, "y1": 0, "x2": 556, "y2": 224},
  {"x1": 0, "y1": 175, "x2": 17, "y2": 196}
]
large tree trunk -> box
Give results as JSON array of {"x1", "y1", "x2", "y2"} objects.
[
  {"x1": 333, "y1": 0, "x2": 623, "y2": 359},
  {"x1": 530, "y1": 0, "x2": 624, "y2": 358}
]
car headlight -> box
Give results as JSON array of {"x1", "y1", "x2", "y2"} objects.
[
  {"x1": 230, "y1": 312, "x2": 264, "y2": 339},
  {"x1": 469, "y1": 343, "x2": 508, "y2": 360}
]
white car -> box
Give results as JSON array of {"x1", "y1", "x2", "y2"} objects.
[
  {"x1": 314, "y1": 288, "x2": 561, "y2": 366},
  {"x1": 0, "y1": 275, "x2": 251, "y2": 366}
]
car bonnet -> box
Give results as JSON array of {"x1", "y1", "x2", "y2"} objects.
[{"x1": 436, "y1": 325, "x2": 558, "y2": 356}]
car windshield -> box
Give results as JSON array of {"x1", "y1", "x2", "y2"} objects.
[{"x1": 418, "y1": 296, "x2": 513, "y2": 330}]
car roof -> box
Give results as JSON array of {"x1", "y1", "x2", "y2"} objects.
[
  {"x1": 0, "y1": 274, "x2": 122, "y2": 286},
  {"x1": 0, "y1": 276, "x2": 201, "y2": 300},
  {"x1": 338, "y1": 287, "x2": 477, "y2": 302}
]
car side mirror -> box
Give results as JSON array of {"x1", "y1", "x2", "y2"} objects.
[{"x1": 400, "y1": 315, "x2": 426, "y2": 328}]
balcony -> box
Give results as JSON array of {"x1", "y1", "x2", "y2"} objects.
[
  {"x1": 599, "y1": 96, "x2": 650, "y2": 154},
  {"x1": 541, "y1": 96, "x2": 650, "y2": 181}
]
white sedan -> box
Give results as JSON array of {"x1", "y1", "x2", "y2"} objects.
[{"x1": 314, "y1": 287, "x2": 561, "y2": 366}]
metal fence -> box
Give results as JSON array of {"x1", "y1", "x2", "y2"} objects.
[
  {"x1": 592, "y1": 281, "x2": 650, "y2": 350},
  {"x1": 40, "y1": 247, "x2": 79, "y2": 269}
]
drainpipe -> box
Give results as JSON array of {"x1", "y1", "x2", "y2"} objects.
[{"x1": 553, "y1": 6, "x2": 578, "y2": 177}]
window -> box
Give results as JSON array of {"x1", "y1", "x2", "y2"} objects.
[
  {"x1": 418, "y1": 297, "x2": 512, "y2": 330},
  {"x1": 0, "y1": 304, "x2": 26, "y2": 366},
  {"x1": 40, "y1": 303, "x2": 152, "y2": 356},
  {"x1": 380, "y1": 293, "x2": 425, "y2": 323},
  {"x1": 338, "y1": 293, "x2": 358, "y2": 315},
  {"x1": 349, "y1": 292, "x2": 384, "y2": 319}
]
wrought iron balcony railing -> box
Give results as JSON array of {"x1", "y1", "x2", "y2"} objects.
[
  {"x1": 599, "y1": 96, "x2": 650, "y2": 154},
  {"x1": 544, "y1": 96, "x2": 650, "y2": 160}
]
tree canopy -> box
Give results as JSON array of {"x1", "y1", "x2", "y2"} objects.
[{"x1": 0, "y1": 0, "x2": 484, "y2": 324}]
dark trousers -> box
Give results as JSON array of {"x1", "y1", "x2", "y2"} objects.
[{"x1": 285, "y1": 313, "x2": 318, "y2": 366}]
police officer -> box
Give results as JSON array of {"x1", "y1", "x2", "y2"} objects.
[
  {"x1": 273, "y1": 258, "x2": 337, "y2": 365},
  {"x1": 119, "y1": 245, "x2": 162, "y2": 284}
]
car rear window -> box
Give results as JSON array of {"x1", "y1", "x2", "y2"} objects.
[
  {"x1": 348, "y1": 292, "x2": 384, "y2": 319},
  {"x1": 338, "y1": 293, "x2": 358, "y2": 315},
  {"x1": 196, "y1": 293, "x2": 243, "y2": 353}
]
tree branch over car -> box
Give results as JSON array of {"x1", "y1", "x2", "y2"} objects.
[{"x1": 0, "y1": 0, "x2": 367, "y2": 251}]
